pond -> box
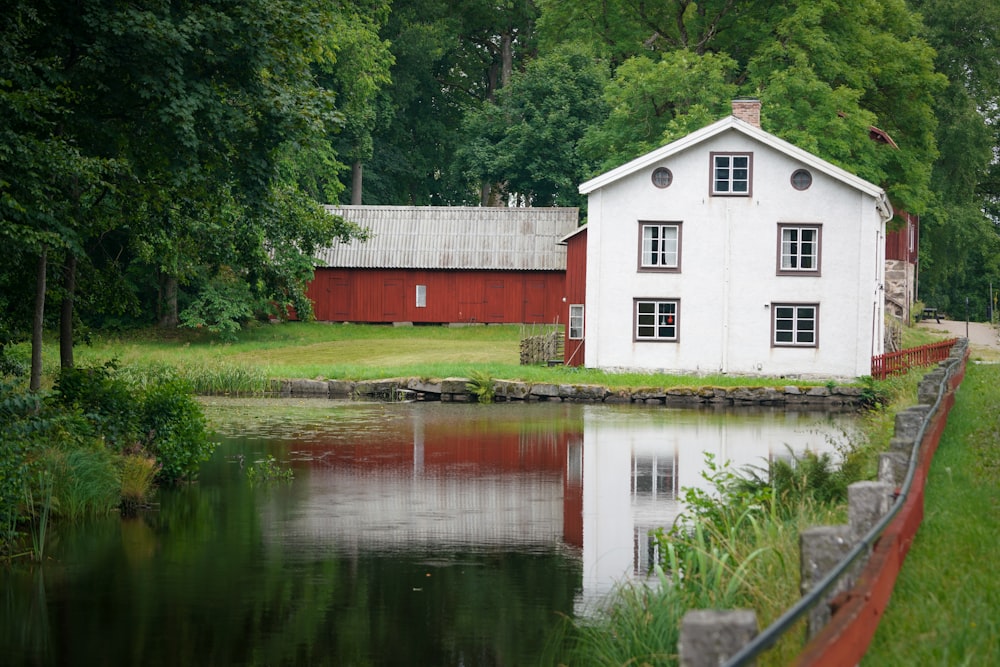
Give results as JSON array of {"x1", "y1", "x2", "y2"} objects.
[{"x1": 1, "y1": 400, "x2": 854, "y2": 666}]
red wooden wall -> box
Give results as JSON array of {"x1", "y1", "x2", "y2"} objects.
[
  {"x1": 885, "y1": 211, "x2": 918, "y2": 263},
  {"x1": 307, "y1": 268, "x2": 566, "y2": 324},
  {"x1": 563, "y1": 229, "x2": 588, "y2": 366}
]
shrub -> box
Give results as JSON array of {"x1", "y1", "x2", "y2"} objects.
[
  {"x1": 54, "y1": 362, "x2": 140, "y2": 450},
  {"x1": 140, "y1": 379, "x2": 217, "y2": 484}
]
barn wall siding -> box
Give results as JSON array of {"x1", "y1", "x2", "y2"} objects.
[
  {"x1": 563, "y1": 231, "x2": 588, "y2": 366},
  {"x1": 307, "y1": 268, "x2": 567, "y2": 324}
]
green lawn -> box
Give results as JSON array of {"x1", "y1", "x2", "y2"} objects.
[{"x1": 25, "y1": 321, "x2": 876, "y2": 392}]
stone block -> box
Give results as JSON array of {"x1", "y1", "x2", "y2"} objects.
[
  {"x1": 327, "y1": 380, "x2": 355, "y2": 398},
  {"x1": 800, "y1": 525, "x2": 853, "y2": 638},
  {"x1": 848, "y1": 480, "x2": 893, "y2": 542},
  {"x1": 679, "y1": 609, "x2": 758, "y2": 667},
  {"x1": 287, "y1": 379, "x2": 329, "y2": 396}
]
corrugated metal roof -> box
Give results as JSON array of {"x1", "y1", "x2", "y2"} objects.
[{"x1": 314, "y1": 206, "x2": 580, "y2": 271}]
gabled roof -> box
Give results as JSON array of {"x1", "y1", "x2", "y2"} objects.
[
  {"x1": 579, "y1": 116, "x2": 893, "y2": 221},
  {"x1": 314, "y1": 206, "x2": 579, "y2": 271}
]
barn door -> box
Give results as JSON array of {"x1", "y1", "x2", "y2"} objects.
[
  {"x1": 485, "y1": 280, "x2": 505, "y2": 322},
  {"x1": 382, "y1": 279, "x2": 405, "y2": 321},
  {"x1": 331, "y1": 277, "x2": 350, "y2": 320},
  {"x1": 523, "y1": 278, "x2": 548, "y2": 323}
]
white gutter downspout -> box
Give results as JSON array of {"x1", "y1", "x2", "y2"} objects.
[{"x1": 721, "y1": 202, "x2": 733, "y2": 373}]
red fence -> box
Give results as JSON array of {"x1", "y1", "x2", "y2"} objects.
[{"x1": 870, "y1": 338, "x2": 958, "y2": 380}]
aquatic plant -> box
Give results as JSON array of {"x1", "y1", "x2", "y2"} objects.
[
  {"x1": 246, "y1": 456, "x2": 294, "y2": 485},
  {"x1": 466, "y1": 371, "x2": 495, "y2": 403}
]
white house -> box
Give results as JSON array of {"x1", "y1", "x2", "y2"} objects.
[{"x1": 578, "y1": 100, "x2": 893, "y2": 379}]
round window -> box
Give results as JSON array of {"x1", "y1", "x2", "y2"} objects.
[
  {"x1": 651, "y1": 167, "x2": 673, "y2": 189},
  {"x1": 791, "y1": 169, "x2": 813, "y2": 191}
]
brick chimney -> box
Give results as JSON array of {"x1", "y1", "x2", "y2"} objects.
[{"x1": 732, "y1": 99, "x2": 761, "y2": 128}]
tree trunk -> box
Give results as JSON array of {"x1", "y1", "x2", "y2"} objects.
[
  {"x1": 351, "y1": 160, "x2": 363, "y2": 204},
  {"x1": 60, "y1": 253, "x2": 76, "y2": 370},
  {"x1": 30, "y1": 248, "x2": 47, "y2": 392},
  {"x1": 158, "y1": 272, "x2": 179, "y2": 328},
  {"x1": 501, "y1": 32, "x2": 514, "y2": 88}
]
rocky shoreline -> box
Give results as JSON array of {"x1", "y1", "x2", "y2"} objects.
[{"x1": 270, "y1": 376, "x2": 866, "y2": 408}]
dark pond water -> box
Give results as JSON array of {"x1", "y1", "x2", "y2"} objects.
[{"x1": 1, "y1": 400, "x2": 853, "y2": 666}]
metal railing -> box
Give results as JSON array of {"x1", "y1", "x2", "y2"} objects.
[{"x1": 722, "y1": 339, "x2": 966, "y2": 666}]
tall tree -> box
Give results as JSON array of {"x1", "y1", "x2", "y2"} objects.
[
  {"x1": 453, "y1": 45, "x2": 609, "y2": 207},
  {"x1": 1, "y1": 0, "x2": 377, "y2": 376},
  {"x1": 367, "y1": 0, "x2": 540, "y2": 205},
  {"x1": 908, "y1": 0, "x2": 1000, "y2": 317}
]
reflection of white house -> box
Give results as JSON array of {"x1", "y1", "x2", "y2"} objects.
[
  {"x1": 577, "y1": 100, "x2": 894, "y2": 379},
  {"x1": 576, "y1": 407, "x2": 846, "y2": 612}
]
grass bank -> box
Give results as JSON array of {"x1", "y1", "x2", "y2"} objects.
[
  {"x1": 863, "y1": 362, "x2": 1000, "y2": 665},
  {"x1": 16, "y1": 322, "x2": 886, "y2": 394}
]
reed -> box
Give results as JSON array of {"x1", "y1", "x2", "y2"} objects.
[
  {"x1": 120, "y1": 455, "x2": 160, "y2": 516},
  {"x1": 46, "y1": 447, "x2": 121, "y2": 521}
]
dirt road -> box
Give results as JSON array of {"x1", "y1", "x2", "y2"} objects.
[{"x1": 916, "y1": 318, "x2": 1000, "y2": 358}]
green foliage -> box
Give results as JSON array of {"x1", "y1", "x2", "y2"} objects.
[
  {"x1": 245, "y1": 455, "x2": 294, "y2": 485},
  {"x1": 140, "y1": 379, "x2": 217, "y2": 485},
  {"x1": 179, "y1": 275, "x2": 257, "y2": 342},
  {"x1": 454, "y1": 45, "x2": 610, "y2": 206},
  {"x1": 465, "y1": 371, "x2": 496, "y2": 404},
  {"x1": 54, "y1": 363, "x2": 140, "y2": 450},
  {"x1": 580, "y1": 51, "x2": 737, "y2": 171}
]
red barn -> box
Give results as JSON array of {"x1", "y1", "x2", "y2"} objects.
[{"x1": 307, "y1": 206, "x2": 579, "y2": 324}]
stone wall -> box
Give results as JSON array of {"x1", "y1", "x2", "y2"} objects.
[{"x1": 270, "y1": 376, "x2": 865, "y2": 408}]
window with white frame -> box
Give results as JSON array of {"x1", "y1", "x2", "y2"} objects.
[
  {"x1": 416, "y1": 284, "x2": 427, "y2": 308},
  {"x1": 639, "y1": 222, "x2": 681, "y2": 271},
  {"x1": 772, "y1": 304, "x2": 818, "y2": 347},
  {"x1": 711, "y1": 152, "x2": 752, "y2": 195},
  {"x1": 569, "y1": 304, "x2": 584, "y2": 340},
  {"x1": 635, "y1": 299, "x2": 679, "y2": 341},
  {"x1": 778, "y1": 224, "x2": 821, "y2": 274}
]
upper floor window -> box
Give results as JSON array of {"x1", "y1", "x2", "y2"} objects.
[
  {"x1": 635, "y1": 299, "x2": 679, "y2": 342},
  {"x1": 639, "y1": 222, "x2": 681, "y2": 271},
  {"x1": 777, "y1": 224, "x2": 821, "y2": 275},
  {"x1": 790, "y1": 169, "x2": 813, "y2": 190},
  {"x1": 651, "y1": 167, "x2": 673, "y2": 188},
  {"x1": 711, "y1": 152, "x2": 752, "y2": 196},
  {"x1": 772, "y1": 303, "x2": 818, "y2": 347}
]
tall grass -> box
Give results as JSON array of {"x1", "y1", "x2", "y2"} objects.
[{"x1": 120, "y1": 455, "x2": 159, "y2": 516}]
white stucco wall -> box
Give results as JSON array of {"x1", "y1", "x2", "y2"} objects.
[{"x1": 584, "y1": 128, "x2": 886, "y2": 379}]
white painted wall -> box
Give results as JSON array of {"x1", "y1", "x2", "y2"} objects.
[{"x1": 584, "y1": 128, "x2": 886, "y2": 379}]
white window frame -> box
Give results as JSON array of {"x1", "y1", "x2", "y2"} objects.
[
  {"x1": 639, "y1": 222, "x2": 681, "y2": 271},
  {"x1": 568, "y1": 304, "x2": 584, "y2": 340},
  {"x1": 415, "y1": 284, "x2": 427, "y2": 308},
  {"x1": 711, "y1": 152, "x2": 752, "y2": 196},
  {"x1": 772, "y1": 303, "x2": 818, "y2": 347},
  {"x1": 634, "y1": 299, "x2": 679, "y2": 342},
  {"x1": 777, "y1": 224, "x2": 821, "y2": 275}
]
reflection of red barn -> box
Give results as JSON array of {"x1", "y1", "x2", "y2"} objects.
[
  {"x1": 307, "y1": 206, "x2": 579, "y2": 325},
  {"x1": 289, "y1": 413, "x2": 584, "y2": 549}
]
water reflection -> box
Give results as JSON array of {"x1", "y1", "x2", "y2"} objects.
[{"x1": 0, "y1": 400, "x2": 851, "y2": 667}]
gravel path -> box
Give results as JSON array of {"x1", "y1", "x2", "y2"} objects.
[{"x1": 916, "y1": 318, "x2": 1000, "y2": 354}]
